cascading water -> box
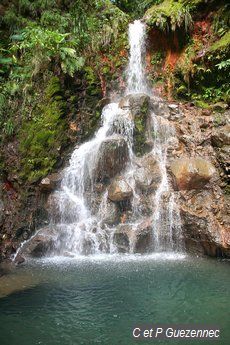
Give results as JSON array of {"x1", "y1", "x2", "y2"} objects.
[
  {"x1": 126, "y1": 20, "x2": 148, "y2": 94},
  {"x1": 18, "y1": 20, "x2": 183, "y2": 259}
]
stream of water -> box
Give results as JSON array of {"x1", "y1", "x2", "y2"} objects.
[{"x1": 3, "y1": 20, "x2": 229, "y2": 345}]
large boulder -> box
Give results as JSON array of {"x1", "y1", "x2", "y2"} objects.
[
  {"x1": 135, "y1": 153, "x2": 162, "y2": 193},
  {"x1": 113, "y1": 218, "x2": 153, "y2": 253},
  {"x1": 113, "y1": 225, "x2": 131, "y2": 253},
  {"x1": 19, "y1": 227, "x2": 57, "y2": 258},
  {"x1": 134, "y1": 218, "x2": 153, "y2": 253},
  {"x1": 108, "y1": 177, "x2": 133, "y2": 202},
  {"x1": 119, "y1": 93, "x2": 151, "y2": 156},
  {"x1": 94, "y1": 136, "x2": 129, "y2": 183},
  {"x1": 170, "y1": 158, "x2": 216, "y2": 190}
]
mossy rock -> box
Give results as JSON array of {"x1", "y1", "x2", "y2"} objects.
[
  {"x1": 128, "y1": 94, "x2": 150, "y2": 156},
  {"x1": 18, "y1": 77, "x2": 67, "y2": 182}
]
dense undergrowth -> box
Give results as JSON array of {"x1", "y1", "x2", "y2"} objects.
[
  {"x1": 0, "y1": 0, "x2": 128, "y2": 182},
  {"x1": 0, "y1": 0, "x2": 229, "y2": 183},
  {"x1": 145, "y1": 0, "x2": 230, "y2": 105}
]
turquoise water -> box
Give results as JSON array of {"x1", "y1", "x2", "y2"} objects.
[{"x1": 0, "y1": 253, "x2": 229, "y2": 345}]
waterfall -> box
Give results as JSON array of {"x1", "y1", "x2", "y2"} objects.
[
  {"x1": 19, "y1": 20, "x2": 183, "y2": 258},
  {"x1": 126, "y1": 20, "x2": 148, "y2": 94}
]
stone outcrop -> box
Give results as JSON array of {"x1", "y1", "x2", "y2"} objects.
[
  {"x1": 108, "y1": 177, "x2": 133, "y2": 202},
  {"x1": 119, "y1": 93, "x2": 151, "y2": 156},
  {"x1": 211, "y1": 125, "x2": 230, "y2": 147},
  {"x1": 113, "y1": 218, "x2": 152, "y2": 253},
  {"x1": 18, "y1": 227, "x2": 57, "y2": 258},
  {"x1": 40, "y1": 173, "x2": 62, "y2": 192},
  {"x1": 94, "y1": 136, "x2": 129, "y2": 182},
  {"x1": 181, "y1": 205, "x2": 230, "y2": 257},
  {"x1": 170, "y1": 158, "x2": 216, "y2": 190},
  {"x1": 135, "y1": 153, "x2": 162, "y2": 193}
]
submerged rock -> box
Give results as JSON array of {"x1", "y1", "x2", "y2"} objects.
[
  {"x1": 170, "y1": 158, "x2": 216, "y2": 190},
  {"x1": 94, "y1": 136, "x2": 129, "y2": 182},
  {"x1": 108, "y1": 177, "x2": 133, "y2": 202}
]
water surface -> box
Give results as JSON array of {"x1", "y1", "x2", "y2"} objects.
[{"x1": 0, "y1": 254, "x2": 229, "y2": 345}]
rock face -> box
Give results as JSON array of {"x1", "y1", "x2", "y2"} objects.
[
  {"x1": 108, "y1": 177, "x2": 133, "y2": 202},
  {"x1": 181, "y1": 205, "x2": 230, "y2": 257},
  {"x1": 135, "y1": 154, "x2": 162, "y2": 193},
  {"x1": 19, "y1": 227, "x2": 57, "y2": 258},
  {"x1": 94, "y1": 136, "x2": 129, "y2": 182},
  {"x1": 113, "y1": 218, "x2": 152, "y2": 253},
  {"x1": 40, "y1": 173, "x2": 62, "y2": 192},
  {"x1": 170, "y1": 158, "x2": 216, "y2": 190},
  {"x1": 119, "y1": 93, "x2": 151, "y2": 156},
  {"x1": 211, "y1": 125, "x2": 230, "y2": 147}
]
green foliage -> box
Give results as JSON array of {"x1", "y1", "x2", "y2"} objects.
[
  {"x1": 145, "y1": 0, "x2": 194, "y2": 32},
  {"x1": 209, "y1": 31, "x2": 230, "y2": 53},
  {"x1": 212, "y1": 4, "x2": 230, "y2": 38},
  {"x1": 3, "y1": 119, "x2": 14, "y2": 136},
  {"x1": 18, "y1": 77, "x2": 67, "y2": 182},
  {"x1": 12, "y1": 25, "x2": 85, "y2": 77},
  {"x1": 216, "y1": 59, "x2": 230, "y2": 70},
  {"x1": 112, "y1": 0, "x2": 161, "y2": 18}
]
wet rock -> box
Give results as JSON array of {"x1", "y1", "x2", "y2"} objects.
[
  {"x1": 101, "y1": 201, "x2": 120, "y2": 226},
  {"x1": 46, "y1": 193, "x2": 61, "y2": 222},
  {"x1": 149, "y1": 97, "x2": 170, "y2": 117},
  {"x1": 113, "y1": 218, "x2": 152, "y2": 253},
  {"x1": 40, "y1": 173, "x2": 62, "y2": 192},
  {"x1": 108, "y1": 177, "x2": 133, "y2": 202},
  {"x1": 20, "y1": 227, "x2": 57, "y2": 258},
  {"x1": 32, "y1": 207, "x2": 49, "y2": 229},
  {"x1": 134, "y1": 218, "x2": 152, "y2": 253},
  {"x1": 95, "y1": 136, "x2": 129, "y2": 182},
  {"x1": 14, "y1": 254, "x2": 25, "y2": 265},
  {"x1": 135, "y1": 154, "x2": 162, "y2": 193},
  {"x1": 180, "y1": 206, "x2": 230, "y2": 257},
  {"x1": 211, "y1": 125, "x2": 230, "y2": 148},
  {"x1": 170, "y1": 158, "x2": 216, "y2": 190},
  {"x1": 113, "y1": 225, "x2": 131, "y2": 253},
  {"x1": 119, "y1": 93, "x2": 151, "y2": 156}
]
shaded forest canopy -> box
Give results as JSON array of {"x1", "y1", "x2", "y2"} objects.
[{"x1": 0, "y1": 0, "x2": 229, "y2": 182}]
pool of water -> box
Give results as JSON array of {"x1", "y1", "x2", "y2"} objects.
[{"x1": 0, "y1": 253, "x2": 229, "y2": 345}]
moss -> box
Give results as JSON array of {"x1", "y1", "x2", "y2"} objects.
[
  {"x1": 133, "y1": 99, "x2": 149, "y2": 156},
  {"x1": 194, "y1": 100, "x2": 210, "y2": 109},
  {"x1": 18, "y1": 77, "x2": 67, "y2": 182},
  {"x1": 209, "y1": 31, "x2": 230, "y2": 52}
]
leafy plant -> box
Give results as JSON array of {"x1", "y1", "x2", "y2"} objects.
[{"x1": 11, "y1": 25, "x2": 85, "y2": 77}]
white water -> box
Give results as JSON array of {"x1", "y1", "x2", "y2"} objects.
[
  {"x1": 126, "y1": 20, "x2": 148, "y2": 94},
  {"x1": 17, "y1": 20, "x2": 183, "y2": 259}
]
